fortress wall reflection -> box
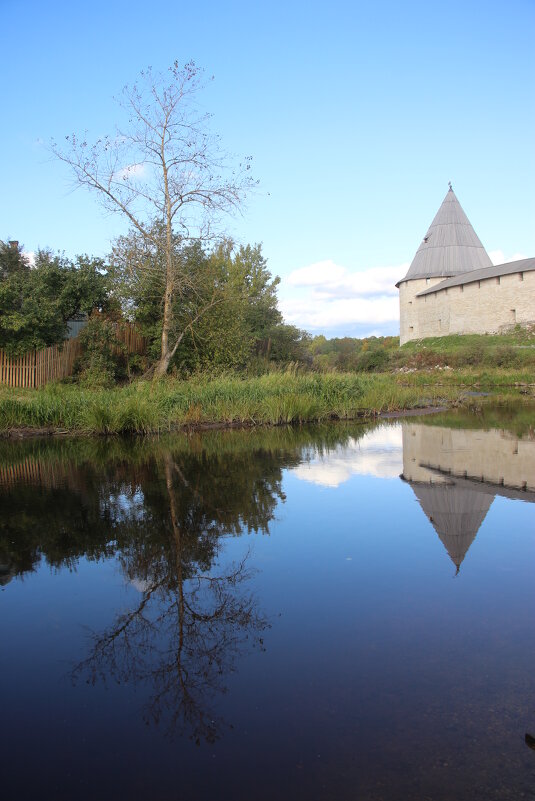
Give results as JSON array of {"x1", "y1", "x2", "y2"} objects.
[
  {"x1": 401, "y1": 423, "x2": 535, "y2": 572},
  {"x1": 402, "y1": 424, "x2": 535, "y2": 492}
]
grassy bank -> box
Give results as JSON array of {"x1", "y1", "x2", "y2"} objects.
[
  {"x1": 1, "y1": 368, "x2": 533, "y2": 436},
  {"x1": 310, "y1": 328, "x2": 535, "y2": 372}
]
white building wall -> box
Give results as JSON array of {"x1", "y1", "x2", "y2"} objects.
[
  {"x1": 399, "y1": 277, "x2": 445, "y2": 344},
  {"x1": 400, "y1": 270, "x2": 535, "y2": 343}
]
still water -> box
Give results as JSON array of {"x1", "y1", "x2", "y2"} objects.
[{"x1": 1, "y1": 407, "x2": 534, "y2": 800}]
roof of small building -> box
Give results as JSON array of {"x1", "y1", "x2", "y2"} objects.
[
  {"x1": 416, "y1": 256, "x2": 535, "y2": 297},
  {"x1": 396, "y1": 185, "x2": 493, "y2": 286}
]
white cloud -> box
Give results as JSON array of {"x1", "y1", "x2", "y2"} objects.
[
  {"x1": 292, "y1": 425, "x2": 403, "y2": 487},
  {"x1": 114, "y1": 163, "x2": 146, "y2": 181},
  {"x1": 279, "y1": 260, "x2": 408, "y2": 333},
  {"x1": 488, "y1": 250, "x2": 526, "y2": 266},
  {"x1": 287, "y1": 260, "x2": 408, "y2": 298},
  {"x1": 287, "y1": 260, "x2": 348, "y2": 288},
  {"x1": 23, "y1": 250, "x2": 36, "y2": 268},
  {"x1": 280, "y1": 295, "x2": 400, "y2": 329},
  {"x1": 130, "y1": 577, "x2": 152, "y2": 593}
]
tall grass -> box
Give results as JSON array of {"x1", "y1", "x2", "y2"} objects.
[{"x1": 1, "y1": 368, "x2": 533, "y2": 436}]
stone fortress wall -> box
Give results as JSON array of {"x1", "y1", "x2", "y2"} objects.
[
  {"x1": 400, "y1": 269, "x2": 535, "y2": 345},
  {"x1": 397, "y1": 187, "x2": 534, "y2": 345},
  {"x1": 399, "y1": 277, "x2": 443, "y2": 345}
]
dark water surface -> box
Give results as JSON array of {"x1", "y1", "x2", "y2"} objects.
[{"x1": 1, "y1": 407, "x2": 534, "y2": 800}]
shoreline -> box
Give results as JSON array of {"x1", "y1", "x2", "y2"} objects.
[{"x1": 0, "y1": 404, "x2": 455, "y2": 439}]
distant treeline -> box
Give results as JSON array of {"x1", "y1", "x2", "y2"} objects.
[
  {"x1": 308, "y1": 335, "x2": 399, "y2": 372},
  {"x1": 307, "y1": 330, "x2": 535, "y2": 372}
]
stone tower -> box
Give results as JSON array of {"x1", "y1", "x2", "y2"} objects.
[{"x1": 397, "y1": 186, "x2": 492, "y2": 344}]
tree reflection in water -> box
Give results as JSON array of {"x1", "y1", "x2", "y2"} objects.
[
  {"x1": 71, "y1": 452, "x2": 272, "y2": 743},
  {"x1": 0, "y1": 426, "x2": 363, "y2": 741}
]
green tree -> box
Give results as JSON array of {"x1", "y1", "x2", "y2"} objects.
[
  {"x1": 181, "y1": 241, "x2": 282, "y2": 371},
  {"x1": 52, "y1": 62, "x2": 255, "y2": 378},
  {"x1": 263, "y1": 323, "x2": 311, "y2": 363},
  {"x1": 232, "y1": 243, "x2": 282, "y2": 339},
  {"x1": 0, "y1": 242, "x2": 110, "y2": 354},
  {"x1": 110, "y1": 230, "x2": 284, "y2": 373},
  {"x1": 110, "y1": 229, "x2": 230, "y2": 368},
  {"x1": 0, "y1": 240, "x2": 29, "y2": 279}
]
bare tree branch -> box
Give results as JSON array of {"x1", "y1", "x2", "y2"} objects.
[{"x1": 51, "y1": 61, "x2": 257, "y2": 377}]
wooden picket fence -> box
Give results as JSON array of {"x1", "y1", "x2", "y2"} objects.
[
  {"x1": 115, "y1": 322, "x2": 146, "y2": 355},
  {"x1": 0, "y1": 322, "x2": 146, "y2": 389}
]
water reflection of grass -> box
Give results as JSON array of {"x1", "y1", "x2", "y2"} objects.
[
  {"x1": 411, "y1": 400, "x2": 535, "y2": 438},
  {"x1": 0, "y1": 370, "x2": 533, "y2": 435},
  {"x1": 0, "y1": 420, "x2": 375, "y2": 474}
]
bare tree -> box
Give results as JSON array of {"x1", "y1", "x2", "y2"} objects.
[{"x1": 52, "y1": 61, "x2": 255, "y2": 377}]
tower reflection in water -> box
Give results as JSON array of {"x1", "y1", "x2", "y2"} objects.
[{"x1": 401, "y1": 422, "x2": 535, "y2": 572}]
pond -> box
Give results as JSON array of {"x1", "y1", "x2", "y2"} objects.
[{"x1": 1, "y1": 406, "x2": 534, "y2": 800}]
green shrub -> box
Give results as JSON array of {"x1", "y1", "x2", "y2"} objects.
[
  {"x1": 355, "y1": 348, "x2": 390, "y2": 372},
  {"x1": 78, "y1": 365, "x2": 115, "y2": 389},
  {"x1": 406, "y1": 350, "x2": 446, "y2": 369},
  {"x1": 452, "y1": 345, "x2": 484, "y2": 368},
  {"x1": 492, "y1": 345, "x2": 519, "y2": 368},
  {"x1": 76, "y1": 316, "x2": 127, "y2": 386}
]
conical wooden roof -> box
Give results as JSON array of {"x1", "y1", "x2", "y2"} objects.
[
  {"x1": 411, "y1": 483, "x2": 493, "y2": 572},
  {"x1": 399, "y1": 186, "x2": 493, "y2": 283}
]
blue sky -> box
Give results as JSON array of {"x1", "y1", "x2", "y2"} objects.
[{"x1": 2, "y1": 0, "x2": 534, "y2": 337}]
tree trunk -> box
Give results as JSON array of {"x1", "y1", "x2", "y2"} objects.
[
  {"x1": 154, "y1": 306, "x2": 172, "y2": 377},
  {"x1": 154, "y1": 313, "x2": 172, "y2": 377},
  {"x1": 154, "y1": 140, "x2": 175, "y2": 379},
  {"x1": 154, "y1": 325, "x2": 185, "y2": 380},
  {"x1": 154, "y1": 352, "x2": 172, "y2": 379}
]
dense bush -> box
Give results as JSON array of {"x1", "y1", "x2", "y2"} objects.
[
  {"x1": 354, "y1": 347, "x2": 390, "y2": 372},
  {"x1": 76, "y1": 316, "x2": 127, "y2": 388},
  {"x1": 492, "y1": 345, "x2": 519, "y2": 368}
]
